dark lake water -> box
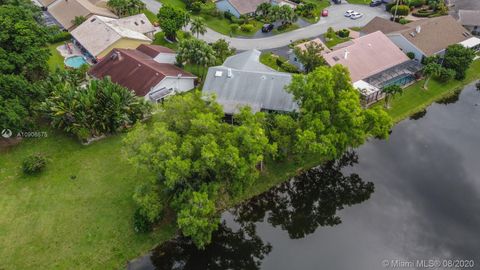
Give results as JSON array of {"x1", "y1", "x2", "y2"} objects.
[{"x1": 128, "y1": 83, "x2": 480, "y2": 270}]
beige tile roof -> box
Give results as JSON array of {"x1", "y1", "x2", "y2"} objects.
[
  {"x1": 459, "y1": 10, "x2": 480, "y2": 26},
  {"x1": 361, "y1": 17, "x2": 409, "y2": 35},
  {"x1": 39, "y1": 0, "x2": 57, "y2": 7},
  {"x1": 398, "y1": 15, "x2": 471, "y2": 56},
  {"x1": 71, "y1": 15, "x2": 151, "y2": 57},
  {"x1": 323, "y1": 31, "x2": 410, "y2": 82},
  {"x1": 48, "y1": 0, "x2": 117, "y2": 30},
  {"x1": 228, "y1": 0, "x2": 269, "y2": 15},
  {"x1": 111, "y1": 14, "x2": 156, "y2": 35}
]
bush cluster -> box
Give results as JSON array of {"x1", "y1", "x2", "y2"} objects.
[
  {"x1": 22, "y1": 153, "x2": 47, "y2": 175},
  {"x1": 240, "y1": 24, "x2": 254, "y2": 33},
  {"x1": 336, "y1": 29, "x2": 350, "y2": 38},
  {"x1": 276, "y1": 56, "x2": 299, "y2": 73},
  {"x1": 390, "y1": 5, "x2": 410, "y2": 16}
]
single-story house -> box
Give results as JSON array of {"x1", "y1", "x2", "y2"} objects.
[
  {"x1": 289, "y1": 38, "x2": 331, "y2": 71},
  {"x1": 323, "y1": 31, "x2": 422, "y2": 105},
  {"x1": 89, "y1": 45, "x2": 197, "y2": 102},
  {"x1": 215, "y1": 0, "x2": 297, "y2": 18},
  {"x1": 361, "y1": 16, "x2": 472, "y2": 61},
  {"x1": 47, "y1": 0, "x2": 117, "y2": 30},
  {"x1": 203, "y1": 50, "x2": 297, "y2": 114},
  {"x1": 458, "y1": 10, "x2": 480, "y2": 35},
  {"x1": 71, "y1": 15, "x2": 153, "y2": 60}
]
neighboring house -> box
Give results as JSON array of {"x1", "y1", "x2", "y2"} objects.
[
  {"x1": 215, "y1": 0, "x2": 297, "y2": 18},
  {"x1": 289, "y1": 38, "x2": 331, "y2": 71},
  {"x1": 361, "y1": 16, "x2": 473, "y2": 61},
  {"x1": 71, "y1": 15, "x2": 154, "y2": 60},
  {"x1": 458, "y1": 10, "x2": 480, "y2": 35},
  {"x1": 323, "y1": 31, "x2": 422, "y2": 105},
  {"x1": 47, "y1": 0, "x2": 117, "y2": 30},
  {"x1": 89, "y1": 45, "x2": 197, "y2": 102},
  {"x1": 203, "y1": 50, "x2": 298, "y2": 115}
]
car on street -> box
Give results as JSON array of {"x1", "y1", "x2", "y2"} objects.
[
  {"x1": 322, "y1": 9, "x2": 328, "y2": 17},
  {"x1": 261, "y1": 23, "x2": 274, "y2": 33},
  {"x1": 370, "y1": 0, "x2": 382, "y2": 7},
  {"x1": 332, "y1": 0, "x2": 341, "y2": 4},
  {"x1": 344, "y1": 10, "x2": 355, "y2": 17},
  {"x1": 350, "y1": 12, "x2": 364, "y2": 19}
]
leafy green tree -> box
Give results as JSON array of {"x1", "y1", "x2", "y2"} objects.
[
  {"x1": 0, "y1": 4, "x2": 49, "y2": 81},
  {"x1": 443, "y1": 44, "x2": 475, "y2": 80},
  {"x1": 277, "y1": 5, "x2": 297, "y2": 25},
  {"x1": 176, "y1": 38, "x2": 216, "y2": 77},
  {"x1": 287, "y1": 65, "x2": 392, "y2": 160},
  {"x1": 190, "y1": 17, "x2": 207, "y2": 38},
  {"x1": 176, "y1": 189, "x2": 219, "y2": 249},
  {"x1": 325, "y1": 27, "x2": 335, "y2": 40},
  {"x1": 381, "y1": 84, "x2": 402, "y2": 108},
  {"x1": 158, "y1": 5, "x2": 189, "y2": 41},
  {"x1": 211, "y1": 39, "x2": 236, "y2": 64},
  {"x1": 293, "y1": 41, "x2": 326, "y2": 73},
  {"x1": 107, "y1": 0, "x2": 145, "y2": 17},
  {"x1": 422, "y1": 62, "x2": 442, "y2": 89},
  {"x1": 71, "y1": 15, "x2": 86, "y2": 26},
  {"x1": 124, "y1": 92, "x2": 276, "y2": 247}
]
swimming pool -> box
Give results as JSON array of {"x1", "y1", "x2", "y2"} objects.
[{"x1": 64, "y1": 55, "x2": 89, "y2": 68}]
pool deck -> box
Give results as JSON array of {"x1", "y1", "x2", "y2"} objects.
[{"x1": 56, "y1": 43, "x2": 93, "y2": 66}]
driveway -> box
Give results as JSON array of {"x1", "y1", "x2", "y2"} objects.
[{"x1": 141, "y1": 0, "x2": 389, "y2": 50}]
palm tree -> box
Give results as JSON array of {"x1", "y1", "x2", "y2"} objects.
[
  {"x1": 256, "y1": 2, "x2": 272, "y2": 19},
  {"x1": 423, "y1": 62, "x2": 442, "y2": 89},
  {"x1": 381, "y1": 84, "x2": 403, "y2": 109},
  {"x1": 190, "y1": 17, "x2": 207, "y2": 38}
]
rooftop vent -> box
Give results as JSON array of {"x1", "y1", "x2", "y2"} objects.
[
  {"x1": 215, "y1": 71, "x2": 223, "y2": 77},
  {"x1": 90, "y1": 18, "x2": 96, "y2": 22},
  {"x1": 344, "y1": 49, "x2": 350, "y2": 60},
  {"x1": 410, "y1": 32, "x2": 416, "y2": 37},
  {"x1": 141, "y1": 20, "x2": 145, "y2": 24},
  {"x1": 134, "y1": 22, "x2": 138, "y2": 26},
  {"x1": 415, "y1": 26, "x2": 421, "y2": 34},
  {"x1": 227, "y1": 68, "x2": 233, "y2": 78},
  {"x1": 333, "y1": 56, "x2": 340, "y2": 61}
]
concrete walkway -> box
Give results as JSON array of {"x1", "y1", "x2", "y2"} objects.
[{"x1": 141, "y1": 0, "x2": 389, "y2": 50}]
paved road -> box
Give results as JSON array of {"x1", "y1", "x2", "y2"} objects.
[{"x1": 141, "y1": 0, "x2": 389, "y2": 50}]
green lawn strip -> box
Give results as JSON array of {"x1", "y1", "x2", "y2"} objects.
[
  {"x1": 142, "y1": 9, "x2": 159, "y2": 24},
  {"x1": 300, "y1": 0, "x2": 330, "y2": 23},
  {"x1": 346, "y1": 0, "x2": 370, "y2": 5},
  {"x1": 272, "y1": 23, "x2": 300, "y2": 34},
  {"x1": 325, "y1": 36, "x2": 351, "y2": 49},
  {"x1": 259, "y1": 52, "x2": 289, "y2": 72},
  {"x1": 0, "y1": 130, "x2": 175, "y2": 270},
  {"x1": 158, "y1": 0, "x2": 185, "y2": 9},
  {"x1": 47, "y1": 42, "x2": 65, "y2": 72},
  {"x1": 378, "y1": 60, "x2": 480, "y2": 122}
]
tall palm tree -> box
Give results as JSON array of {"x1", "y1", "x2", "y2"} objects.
[
  {"x1": 381, "y1": 84, "x2": 403, "y2": 108},
  {"x1": 190, "y1": 17, "x2": 207, "y2": 38},
  {"x1": 423, "y1": 62, "x2": 442, "y2": 90}
]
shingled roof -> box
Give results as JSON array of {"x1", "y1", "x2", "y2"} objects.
[
  {"x1": 361, "y1": 17, "x2": 409, "y2": 35},
  {"x1": 458, "y1": 10, "x2": 480, "y2": 26},
  {"x1": 89, "y1": 46, "x2": 195, "y2": 97},
  {"x1": 228, "y1": 0, "x2": 268, "y2": 15},
  {"x1": 48, "y1": 0, "x2": 117, "y2": 30}
]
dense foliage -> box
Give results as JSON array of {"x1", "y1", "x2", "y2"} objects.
[
  {"x1": 22, "y1": 153, "x2": 47, "y2": 174},
  {"x1": 107, "y1": 0, "x2": 146, "y2": 17},
  {"x1": 0, "y1": 0, "x2": 50, "y2": 133},
  {"x1": 42, "y1": 74, "x2": 151, "y2": 141},
  {"x1": 211, "y1": 39, "x2": 236, "y2": 65},
  {"x1": 157, "y1": 5, "x2": 190, "y2": 41},
  {"x1": 443, "y1": 44, "x2": 475, "y2": 80},
  {"x1": 124, "y1": 92, "x2": 276, "y2": 248},
  {"x1": 293, "y1": 41, "x2": 327, "y2": 73},
  {"x1": 176, "y1": 38, "x2": 216, "y2": 77}
]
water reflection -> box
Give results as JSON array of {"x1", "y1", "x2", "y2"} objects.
[
  {"x1": 233, "y1": 151, "x2": 374, "y2": 239},
  {"x1": 409, "y1": 109, "x2": 427, "y2": 120},
  {"x1": 128, "y1": 152, "x2": 374, "y2": 270}
]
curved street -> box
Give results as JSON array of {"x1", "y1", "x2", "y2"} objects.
[{"x1": 141, "y1": 0, "x2": 389, "y2": 50}]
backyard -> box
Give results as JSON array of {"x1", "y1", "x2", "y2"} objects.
[{"x1": 47, "y1": 42, "x2": 65, "y2": 72}]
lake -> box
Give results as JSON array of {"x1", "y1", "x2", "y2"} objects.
[{"x1": 128, "y1": 83, "x2": 480, "y2": 270}]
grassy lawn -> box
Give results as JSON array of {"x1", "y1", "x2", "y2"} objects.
[
  {"x1": 0, "y1": 130, "x2": 175, "y2": 270},
  {"x1": 346, "y1": 0, "x2": 370, "y2": 4},
  {"x1": 259, "y1": 52, "x2": 291, "y2": 73},
  {"x1": 301, "y1": 0, "x2": 330, "y2": 23},
  {"x1": 142, "y1": 9, "x2": 158, "y2": 24},
  {"x1": 47, "y1": 42, "x2": 65, "y2": 72},
  {"x1": 378, "y1": 60, "x2": 480, "y2": 122},
  {"x1": 272, "y1": 23, "x2": 300, "y2": 34},
  {"x1": 325, "y1": 36, "x2": 351, "y2": 49}
]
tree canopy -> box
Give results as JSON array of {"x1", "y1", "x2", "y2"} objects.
[
  {"x1": 157, "y1": 5, "x2": 189, "y2": 41},
  {"x1": 443, "y1": 44, "x2": 475, "y2": 80},
  {"x1": 293, "y1": 41, "x2": 327, "y2": 73}
]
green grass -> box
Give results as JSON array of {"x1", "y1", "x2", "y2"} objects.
[
  {"x1": 325, "y1": 35, "x2": 351, "y2": 49},
  {"x1": 346, "y1": 0, "x2": 370, "y2": 4},
  {"x1": 272, "y1": 23, "x2": 300, "y2": 34},
  {"x1": 301, "y1": 0, "x2": 330, "y2": 23},
  {"x1": 47, "y1": 42, "x2": 65, "y2": 72},
  {"x1": 378, "y1": 60, "x2": 480, "y2": 122},
  {"x1": 0, "y1": 130, "x2": 175, "y2": 270},
  {"x1": 142, "y1": 9, "x2": 158, "y2": 24},
  {"x1": 158, "y1": 0, "x2": 185, "y2": 9},
  {"x1": 259, "y1": 52, "x2": 290, "y2": 72}
]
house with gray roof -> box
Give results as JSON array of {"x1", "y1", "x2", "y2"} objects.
[
  {"x1": 215, "y1": 0, "x2": 297, "y2": 18},
  {"x1": 202, "y1": 50, "x2": 297, "y2": 115},
  {"x1": 458, "y1": 10, "x2": 480, "y2": 35}
]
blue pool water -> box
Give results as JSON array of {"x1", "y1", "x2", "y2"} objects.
[{"x1": 64, "y1": 56, "x2": 88, "y2": 68}]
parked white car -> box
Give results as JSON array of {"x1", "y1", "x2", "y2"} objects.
[
  {"x1": 350, "y1": 12, "x2": 364, "y2": 19},
  {"x1": 344, "y1": 10, "x2": 355, "y2": 17}
]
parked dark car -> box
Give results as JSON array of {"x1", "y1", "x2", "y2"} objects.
[
  {"x1": 261, "y1": 24, "x2": 274, "y2": 33},
  {"x1": 332, "y1": 0, "x2": 341, "y2": 4},
  {"x1": 370, "y1": 0, "x2": 382, "y2": 6}
]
